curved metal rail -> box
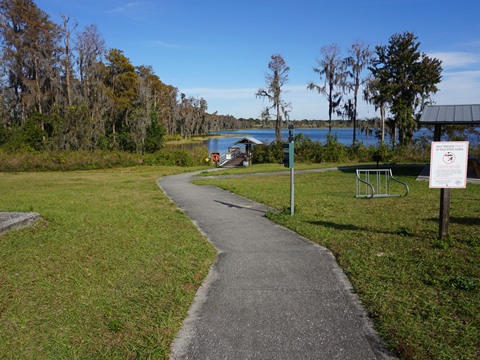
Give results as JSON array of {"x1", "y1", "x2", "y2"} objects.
[
  {"x1": 390, "y1": 172, "x2": 409, "y2": 197},
  {"x1": 356, "y1": 169, "x2": 409, "y2": 198},
  {"x1": 356, "y1": 174, "x2": 375, "y2": 199}
]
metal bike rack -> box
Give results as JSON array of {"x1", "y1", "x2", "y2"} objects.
[{"x1": 356, "y1": 169, "x2": 409, "y2": 199}]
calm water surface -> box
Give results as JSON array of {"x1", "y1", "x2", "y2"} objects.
[
  {"x1": 207, "y1": 127, "x2": 480, "y2": 155},
  {"x1": 207, "y1": 128, "x2": 431, "y2": 154}
]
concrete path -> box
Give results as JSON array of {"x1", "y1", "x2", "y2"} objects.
[
  {"x1": 0, "y1": 212, "x2": 40, "y2": 235},
  {"x1": 158, "y1": 171, "x2": 394, "y2": 360}
]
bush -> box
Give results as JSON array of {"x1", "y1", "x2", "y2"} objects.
[
  {"x1": 294, "y1": 134, "x2": 322, "y2": 163},
  {"x1": 144, "y1": 116, "x2": 166, "y2": 153},
  {"x1": 252, "y1": 142, "x2": 284, "y2": 164},
  {"x1": 0, "y1": 114, "x2": 47, "y2": 152},
  {"x1": 0, "y1": 150, "x2": 141, "y2": 172},
  {"x1": 250, "y1": 134, "x2": 432, "y2": 165},
  {"x1": 144, "y1": 149, "x2": 196, "y2": 167},
  {"x1": 322, "y1": 134, "x2": 347, "y2": 162}
]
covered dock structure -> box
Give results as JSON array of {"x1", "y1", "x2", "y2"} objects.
[{"x1": 219, "y1": 136, "x2": 263, "y2": 167}]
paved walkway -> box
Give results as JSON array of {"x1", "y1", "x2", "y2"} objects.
[
  {"x1": 0, "y1": 212, "x2": 40, "y2": 235},
  {"x1": 158, "y1": 171, "x2": 394, "y2": 359}
]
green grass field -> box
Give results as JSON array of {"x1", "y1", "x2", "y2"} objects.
[
  {"x1": 0, "y1": 167, "x2": 216, "y2": 359},
  {"x1": 196, "y1": 164, "x2": 480, "y2": 360},
  {"x1": 1, "y1": 163, "x2": 478, "y2": 359}
]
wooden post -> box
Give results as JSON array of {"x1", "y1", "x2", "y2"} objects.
[
  {"x1": 434, "y1": 124, "x2": 450, "y2": 239},
  {"x1": 439, "y1": 188, "x2": 451, "y2": 239}
]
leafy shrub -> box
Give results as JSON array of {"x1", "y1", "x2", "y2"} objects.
[
  {"x1": 347, "y1": 142, "x2": 373, "y2": 162},
  {"x1": 294, "y1": 134, "x2": 322, "y2": 163},
  {"x1": 0, "y1": 150, "x2": 141, "y2": 172},
  {"x1": 322, "y1": 134, "x2": 347, "y2": 162},
  {"x1": 144, "y1": 117, "x2": 166, "y2": 153},
  {"x1": 0, "y1": 114, "x2": 47, "y2": 152},
  {"x1": 252, "y1": 143, "x2": 284, "y2": 164},
  {"x1": 250, "y1": 134, "x2": 430, "y2": 165},
  {"x1": 143, "y1": 149, "x2": 202, "y2": 167}
]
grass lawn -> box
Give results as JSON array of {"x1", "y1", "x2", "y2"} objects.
[
  {"x1": 197, "y1": 162, "x2": 362, "y2": 177},
  {"x1": 0, "y1": 166, "x2": 216, "y2": 359},
  {"x1": 196, "y1": 164, "x2": 480, "y2": 360}
]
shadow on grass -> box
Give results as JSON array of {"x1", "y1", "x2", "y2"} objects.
[
  {"x1": 307, "y1": 219, "x2": 428, "y2": 238},
  {"x1": 307, "y1": 220, "x2": 362, "y2": 231},
  {"x1": 425, "y1": 217, "x2": 480, "y2": 226},
  {"x1": 337, "y1": 164, "x2": 425, "y2": 177}
]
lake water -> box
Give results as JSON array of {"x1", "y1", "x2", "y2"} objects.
[{"x1": 207, "y1": 128, "x2": 431, "y2": 154}]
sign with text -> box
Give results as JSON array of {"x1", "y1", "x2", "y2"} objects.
[{"x1": 429, "y1": 141, "x2": 469, "y2": 188}]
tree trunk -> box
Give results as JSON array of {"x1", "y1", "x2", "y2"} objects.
[
  {"x1": 380, "y1": 106, "x2": 385, "y2": 145},
  {"x1": 275, "y1": 102, "x2": 281, "y2": 142}
]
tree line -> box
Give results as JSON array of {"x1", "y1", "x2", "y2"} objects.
[
  {"x1": 1, "y1": 0, "x2": 445, "y2": 155},
  {"x1": 258, "y1": 33, "x2": 443, "y2": 146},
  {"x1": 0, "y1": 0, "x2": 247, "y2": 153}
]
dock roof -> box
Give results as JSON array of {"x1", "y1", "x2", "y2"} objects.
[{"x1": 234, "y1": 136, "x2": 263, "y2": 145}]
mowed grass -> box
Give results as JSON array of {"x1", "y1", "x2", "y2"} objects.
[
  {"x1": 196, "y1": 165, "x2": 480, "y2": 360},
  {"x1": 197, "y1": 162, "x2": 358, "y2": 177},
  {"x1": 0, "y1": 167, "x2": 216, "y2": 359}
]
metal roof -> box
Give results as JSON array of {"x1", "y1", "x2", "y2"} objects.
[
  {"x1": 419, "y1": 104, "x2": 480, "y2": 125},
  {"x1": 234, "y1": 136, "x2": 263, "y2": 145}
]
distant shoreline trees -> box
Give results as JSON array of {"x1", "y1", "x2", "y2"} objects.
[
  {"x1": 0, "y1": 1, "x2": 445, "y2": 153},
  {"x1": 0, "y1": 0, "x2": 247, "y2": 153}
]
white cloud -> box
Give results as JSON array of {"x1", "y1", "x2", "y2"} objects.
[
  {"x1": 109, "y1": 2, "x2": 142, "y2": 13},
  {"x1": 428, "y1": 52, "x2": 480, "y2": 69},
  {"x1": 150, "y1": 40, "x2": 193, "y2": 49},
  {"x1": 432, "y1": 70, "x2": 480, "y2": 104}
]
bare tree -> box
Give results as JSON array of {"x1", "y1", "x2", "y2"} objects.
[
  {"x1": 344, "y1": 42, "x2": 372, "y2": 144},
  {"x1": 74, "y1": 24, "x2": 105, "y2": 100},
  {"x1": 256, "y1": 54, "x2": 291, "y2": 143},
  {"x1": 308, "y1": 44, "x2": 344, "y2": 137},
  {"x1": 60, "y1": 15, "x2": 77, "y2": 107}
]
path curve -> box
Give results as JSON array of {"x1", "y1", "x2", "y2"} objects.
[{"x1": 158, "y1": 170, "x2": 395, "y2": 359}]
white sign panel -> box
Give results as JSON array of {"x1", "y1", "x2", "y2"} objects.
[{"x1": 429, "y1": 141, "x2": 469, "y2": 188}]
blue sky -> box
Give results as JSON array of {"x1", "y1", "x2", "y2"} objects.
[{"x1": 36, "y1": 0, "x2": 480, "y2": 120}]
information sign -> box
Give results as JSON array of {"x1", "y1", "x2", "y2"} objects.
[{"x1": 429, "y1": 141, "x2": 469, "y2": 188}]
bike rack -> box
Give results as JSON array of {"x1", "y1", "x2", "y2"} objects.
[{"x1": 356, "y1": 169, "x2": 409, "y2": 199}]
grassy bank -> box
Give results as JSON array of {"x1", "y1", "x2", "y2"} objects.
[
  {"x1": 195, "y1": 165, "x2": 480, "y2": 359},
  {"x1": 0, "y1": 149, "x2": 210, "y2": 172},
  {"x1": 0, "y1": 167, "x2": 216, "y2": 358}
]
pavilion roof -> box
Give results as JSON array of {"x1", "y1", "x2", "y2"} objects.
[{"x1": 419, "y1": 104, "x2": 480, "y2": 125}]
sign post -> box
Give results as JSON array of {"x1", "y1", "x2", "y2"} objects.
[
  {"x1": 429, "y1": 141, "x2": 469, "y2": 239},
  {"x1": 287, "y1": 124, "x2": 295, "y2": 216}
]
